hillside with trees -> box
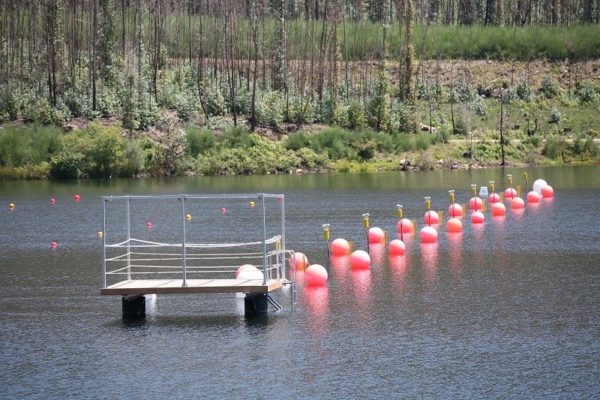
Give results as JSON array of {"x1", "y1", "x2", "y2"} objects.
[{"x1": 0, "y1": 0, "x2": 599, "y2": 179}]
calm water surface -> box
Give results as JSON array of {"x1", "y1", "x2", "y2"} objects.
[{"x1": 1, "y1": 166, "x2": 599, "y2": 399}]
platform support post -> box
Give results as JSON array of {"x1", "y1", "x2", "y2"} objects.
[
  {"x1": 122, "y1": 295, "x2": 145, "y2": 319},
  {"x1": 126, "y1": 198, "x2": 131, "y2": 281},
  {"x1": 244, "y1": 293, "x2": 268, "y2": 316},
  {"x1": 181, "y1": 195, "x2": 187, "y2": 287}
]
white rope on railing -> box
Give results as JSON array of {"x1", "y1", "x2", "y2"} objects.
[{"x1": 105, "y1": 236, "x2": 281, "y2": 249}]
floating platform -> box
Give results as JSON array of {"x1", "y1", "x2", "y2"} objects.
[{"x1": 101, "y1": 278, "x2": 285, "y2": 296}]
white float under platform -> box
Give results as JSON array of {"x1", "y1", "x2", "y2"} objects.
[{"x1": 101, "y1": 278, "x2": 285, "y2": 296}]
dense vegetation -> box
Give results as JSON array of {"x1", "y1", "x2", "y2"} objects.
[{"x1": 0, "y1": 0, "x2": 599, "y2": 179}]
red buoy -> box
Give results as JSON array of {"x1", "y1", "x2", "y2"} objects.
[
  {"x1": 470, "y1": 211, "x2": 485, "y2": 224},
  {"x1": 146, "y1": 222, "x2": 153, "y2": 229},
  {"x1": 350, "y1": 250, "x2": 371, "y2": 270},
  {"x1": 504, "y1": 187, "x2": 517, "y2": 200},
  {"x1": 419, "y1": 226, "x2": 438, "y2": 244},
  {"x1": 511, "y1": 197, "x2": 525, "y2": 209},
  {"x1": 469, "y1": 197, "x2": 483, "y2": 211},
  {"x1": 526, "y1": 190, "x2": 541, "y2": 204},
  {"x1": 73, "y1": 194, "x2": 81, "y2": 202},
  {"x1": 388, "y1": 239, "x2": 406, "y2": 256},
  {"x1": 49, "y1": 197, "x2": 56, "y2": 205},
  {"x1": 446, "y1": 217, "x2": 463, "y2": 233},
  {"x1": 305, "y1": 264, "x2": 328, "y2": 286},
  {"x1": 330, "y1": 238, "x2": 351, "y2": 256},
  {"x1": 368, "y1": 227, "x2": 385, "y2": 244},
  {"x1": 488, "y1": 193, "x2": 501, "y2": 204},
  {"x1": 396, "y1": 218, "x2": 414, "y2": 234},
  {"x1": 491, "y1": 202, "x2": 506, "y2": 216},
  {"x1": 448, "y1": 203, "x2": 464, "y2": 218},
  {"x1": 50, "y1": 241, "x2": 58, "y2": 249},
  {"x1": 541, "y1": 185, "x2": 554, "y2": 198},
  {"x1": 423, "y1": 210, "x2": 439, "y2": 225}
]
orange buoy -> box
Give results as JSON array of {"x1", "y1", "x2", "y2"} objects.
[
  {"x1": 396, "y1": 218, "x2": 414, "y2": 234},
  {"x1": 350, "y1": 250, "x2": 371, "y2": 270},
  {"x1": 488, "y1": 193, "x2": 501, "y2": 204},
  {"x1": 368, "y1": 227, "x2": 385, "y2": 244},
  {"x1": 471, "y1": 211, "x2": 485, "y2": 224},
  {"x1": 511, "y1": 197, "x2": 525, "y2": 209},
  {"x1": 491, "y1": 202, "x2": 506, "y2": 216},
  {"x1": 446, "y1": 217, "x2": 463, "y2": 233},
  {"x1": 419, "y1": 226, "x2": 438, "y2": 244},
  {"x1": 423, "y1": 210, "x2": 439, "y2": 225},
  {"x1": 330, "y1": 238, "x2": 351, "y2": 256},
  {"x1": 541, "y1": 185, "x2": 554, "y2": 198},
  {"x1": 305, "y1": 264, "x2": 328, "y2": 286},
  {"x1": 388, "y1": 239, "x2": 406, "y2": 256}
]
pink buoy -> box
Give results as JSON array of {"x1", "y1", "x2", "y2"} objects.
[
  {"x1": 469, "y1": 196, "x2": 483, "y2": 211},
  {"x1": 289, "y1": 252, "x2": 308, "y2": 271},
  {"x1": 73, "y1": 194, "x2": 81, "y2": 202},
  {"x1": 330, "y1": 238, "x2": 351, "y2": 256},
  {"x1": 396, "y1": 218, "x2": 414, "y2": 234},
  {"x1": 446, "y1": 217, "x2": 463, "y2": 233},
  {"x1": 305, "y1": 264, "x2": 328, "y2": 286},
  {"x1": 368, "y1": 227, "x2": 385, "y2": 244},
  {"x1": 491, "y1": 202, "x2": 506, "y2": 216},
  {"x1": 504, "y1": 187, "x2": 517, "y2": 200},
  {"x1": 419, "y1": 226, "x2": 438, "y2": 244},
  {"x1": 526, "y1": 190, "x2": 541, "y2": 204},
  {"x1": 541, "y1": 185, "x2": 554, "y2": 198},
  {"x1": 448, "y1": 203, "x2": 463, "y2": 218},
  {"x1": 471, "y1": 211, "x2": 485, "y2": 224},
  {"x1": 146, "y1": 222, "x2": 153, "y2": 229},
  {"x1": 388, "y1": 239, "x2": 406, "y2": 256},
  {"x1": 220, "y1": 207, "x2": 227, "y2": 214},
  {"x1": 511, "y1": 197, "x2": 525, "y2": 209},
  {"x1": 50, "y1": 241, "x2": 58, "y2": 249},
  {"x1": 488, "y1": 193, "x2": 501, "y2": 204},
  {"x1": 423, "y1": 210, "x2": 439, "y2": 225},
  {"x1": 49, "y1": 197, "x2": 56, "y2": 205},
  {"x1": 350, "y1": 250, "x2": 371, "y2": 270}
]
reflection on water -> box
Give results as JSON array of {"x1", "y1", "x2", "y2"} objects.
[{"x1": 1, "y1": 166, "x2": 599, "y2": 398}]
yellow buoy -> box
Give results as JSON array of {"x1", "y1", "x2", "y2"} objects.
[
  {"x1": 185, "y1": 213, "x2": 192, "y2": 221},
  {"x1": 8, "y1": 202, "x2": 15, "y2": 209},
  {"x1": 249, "y1": 201, "x2": 255, "y2": 208},
  {"x1": 97, "y1": 231, "x2": 104, "y2": 238}
]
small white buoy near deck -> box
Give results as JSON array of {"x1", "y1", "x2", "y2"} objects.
[
  {"x1": 235, "y1": 264, "x2": 263, "y2": 280},
  {"x1": 533, "y1": 179, "x2": 548, "y2": 194},
  {"x1": 305, "y1": 264, "x2": 328, "y2": 286}
]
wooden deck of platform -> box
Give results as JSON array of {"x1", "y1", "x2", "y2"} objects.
[{"x1": 101, "y1": 279, "x2": 284, "y2": 296}]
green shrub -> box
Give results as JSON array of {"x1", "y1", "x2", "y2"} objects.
[
  {"x1": 347, "y1": 101, "x2": 366, "y2": 129},
  {"x1": 186, "y1": 127, "x2": 215, "y2": 157},
  {"x1": 284, "y1": 132, "x2": 310, "y2": 151},
  {"x1": 86, "y1": 123, "x2": 125, "y2": 178},
  {"x1": 539, "y1": 76, "x2": 559, "y2": 99},
  {"x1": 542, "y1": 135, "x2": 564, "y2": 159},
  {"x1": 49, "y1": 150, "x2": 86, "y2": 179},
  {"x1": 548, "y1": 108, "x2": 561, "y2": 124},
  {"x1": 391, "y1": 133, "x2": 414, "y2": 152},
  {"x1": 0, "y1": 124, "x2": 63, "y2": 167},
  {"x1": 415, "y1": 133, "x2": 431, "y2": 150},
  {"x1": 576, "y1": 81, "x2": 599, "y2": 104},
  {"x1": 119, "y1": 140, "x2": 145, "y2": 177},
  {"x1": 175, "y1": 93, "x2": 197, "y2": 122},
  {"x1": 296, "y1": 147, "x2": 328, "y2": 169},
  {"x1": 220, "y1": 126, "x2": 253, "y2": 148},
  {"x1": 310, "y1": 127, "x2": 353, "y2": 160},
  {"x1": 256, "y1": 90, "x2": 285, "y2": 129}
]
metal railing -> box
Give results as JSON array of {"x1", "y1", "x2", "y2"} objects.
[{"x1": 102, "y1": 193, "x2": 290, "y2": 288}]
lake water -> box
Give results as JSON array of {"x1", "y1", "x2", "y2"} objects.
[{"x1": 1, "y1": 166, "x2": 599, "y2": 399}]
